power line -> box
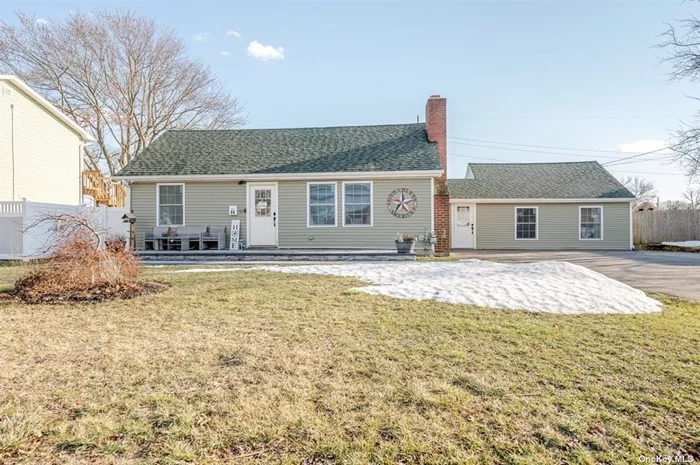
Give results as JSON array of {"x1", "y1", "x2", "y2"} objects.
[
  {"x1": 448, "y1": 152, "x2": 514, "y2": 163},
  {"x1": 601, "y1": 146, "x2": 676, "y2": 167},
  {"x1": 600, "y1": 154, "x2": 676, "y2": 167},
  {"x1": 448, "y1": 152, "x2": 683, "y2": 176},
  {"x1": 449, "y1": 116, "x2": 691, "y2": 120},
  {"x1": 449, "y1": 141, "x2": 614, "y2": 159},
  {"x1": 448, "y1": 136, "x2": 644, "y2": 154},
  {"x1": 605, "y1": 169, "x2": 684, "y2": 176},
  {"x1": 449, "y1": 140, "x2": 673, "y2": 163}
]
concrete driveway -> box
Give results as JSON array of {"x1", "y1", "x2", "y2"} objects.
[{"x1": 451, "y1": 250, "x2": 700, "y2": 301}]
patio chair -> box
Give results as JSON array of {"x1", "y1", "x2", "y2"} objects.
[
  {"x1": 201, "y1": 225, "x2": 227, "y2": 250},
  {"x1": 145, "y1": 226, "x2": 170, "y2": 250},
  {"x1": 176, "y1": 226, "x2": 208, "y2": 251}
]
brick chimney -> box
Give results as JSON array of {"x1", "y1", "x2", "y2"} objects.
[
  {"x1": 426, "y1": 95, "x2": 450, "y2": 255},
  {"x1": 425, "y1": 94, "x2": 447, "y2": 181}
]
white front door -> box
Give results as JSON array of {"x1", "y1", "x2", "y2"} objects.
[
  {"x1": 452, "y1": 204, "x2": 475, "y2": 249},
  {"x1": 248, "y1": 183, "x2": 278, "y2": 247}
]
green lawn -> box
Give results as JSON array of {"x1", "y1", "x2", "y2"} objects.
[{"x1": 0, "y1": 264, "x2": 698, "y2": 464}]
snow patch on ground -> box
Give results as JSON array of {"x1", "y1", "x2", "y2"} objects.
[
  {"x1": 174, "y1": 260, "x2": 661, "y2": 315},
  {"x1": 661, "y1": 240, "x2": 700, "y2": 248}
]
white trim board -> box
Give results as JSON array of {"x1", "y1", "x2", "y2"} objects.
[
  {"x1": 0, "y1": 75, "x2": 94, "y2": 142},
  {"x1": 514, "y1": 206, "x2": 539, "y2": 241},
  {"x1": 307, "y1": 181, "x2": 338, "y2": 228},
  {"x1": 579, "y1": 205, "x2": 604, "y2": 241},
  {"x1": 450, "y1": 198, "x2": 635, "y2": 204},
  {"x1": 155, "y1": 183, "x2": 185, "y2": 227},
  {"x1": 341, "y1": 181, "x2": 374, "y2": 227},
  {"x1": 116, "y1": 170, "x2": 443, "y2": 182}
]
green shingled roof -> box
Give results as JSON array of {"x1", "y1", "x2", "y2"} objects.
[
  {"x1": 448, "y1": 162, "x2": 635, "y2": 199},
  {"x1": 116, "y1": 123, "x2": 442, "y2": 177}
]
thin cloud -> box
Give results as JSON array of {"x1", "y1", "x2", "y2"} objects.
[
  {"x1": 247, "y1": 40, "x2": 284, "y2": 62},
  {"x1": 193, "y1": 32, "x2": 214, "y2": 43},
  {"x1": 226, "y1": 29, "x2": 242, "y2": 38},
  {"x1": 617, "y1": 140, "x2": 670, "y2": 154},
  {"x1": 35, "y1": 18, "x2": 49, "y2": 26},
  {"x1": 220, "y1": 51, "x2": 231, "y2": 56}
]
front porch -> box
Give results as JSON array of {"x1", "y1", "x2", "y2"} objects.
[{"x1": 136, "y1": 248, "x2": 416, "y2": 263}]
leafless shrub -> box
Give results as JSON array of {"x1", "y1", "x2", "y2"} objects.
[{"x1": 14, "y1": 213, "x2": 154, "y2": 303}]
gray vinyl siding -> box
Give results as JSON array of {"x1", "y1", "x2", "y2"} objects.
[
  {"x1": 278, "y1": 179, "x2": 432, "y2": 249},
  {"x1": 473, "y1": 202, "x2": 631, "y2": 250},
  {"x1": 129, "y1": 178, "x2": 433, "y2": 249},
  {"x1": 130, "y1": 182, "x2": 246, "y2": 248}
]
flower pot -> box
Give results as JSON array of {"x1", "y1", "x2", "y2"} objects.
[{"x1": 394, "y1": 239, "x2": 416, "y2": 254}]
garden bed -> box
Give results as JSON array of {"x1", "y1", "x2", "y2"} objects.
[{"x1": 7, "y1": 280, "x2": 167, "y2": 304}]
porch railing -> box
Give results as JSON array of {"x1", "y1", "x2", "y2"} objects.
[{"x1": 82, "y1": 170, "x2": 127, "y2": 208}]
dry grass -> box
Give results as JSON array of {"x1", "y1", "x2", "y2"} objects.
[{"x1": 0, "y1": 264, "x2": 699, "y2": 464}]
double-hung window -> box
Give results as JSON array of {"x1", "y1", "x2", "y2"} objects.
[
  {"x1": 157, "y1": 184, "x2": 184, "y2": 226},
  {"x1": 308, "y1": 182, "x2": 337, "y2": 227},
  {"x1": 343, "y1": 182, "x2": 372, "y2": 226},
  {"x1": 515, "y1": 207, "x2": 538, "y2": 240},
  {"x1": 580, "y1": 206, "x2": 603, "y2": 240}
]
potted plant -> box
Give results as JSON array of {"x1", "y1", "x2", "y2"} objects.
[{"x1": 394, "y1": 233, "x2": 416, "y2": 254}]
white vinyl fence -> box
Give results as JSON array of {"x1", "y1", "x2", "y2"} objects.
[{"x1": 0, "y1": 200, "x2": 129, "y2": 259}]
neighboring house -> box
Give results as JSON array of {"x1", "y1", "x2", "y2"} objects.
[
  {"x1": 0, "y1": 75, "x2": 94, "y2": 205},
  {"x1": 0, "y1": 76, "x2": 129, "y2": 259},
  {"x1": 116, "y1": 95, "x2": 635, "y2": 253}
]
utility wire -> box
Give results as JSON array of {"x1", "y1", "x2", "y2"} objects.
[
  {"x1": 601, "y1": 146, "x2": 676, "y2": 167},
  {"x1": 449, "y1": 116, "x2": 691, "y2": 120},
  {"x1": 449, "y1": 140, "x2": 673, "y2": 163},
  {"x1": 448, "y1": 152, "x2": 683, "y2": 176},
  {"x1": 605, "y1": 170, "x2": 684, "y2": 176},
  {"x1": 448, "y1": 136, "x2": 645, "y2": 154}
]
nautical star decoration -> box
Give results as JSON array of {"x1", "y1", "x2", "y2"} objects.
[{"x1": 387, "y1": 188, "x2": 418, "y2": 218}]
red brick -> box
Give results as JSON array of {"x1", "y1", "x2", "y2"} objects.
[{"x1": 426, "y1": 95, "x2": 450, "y2": 254}]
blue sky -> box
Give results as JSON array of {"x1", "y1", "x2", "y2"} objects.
[{"x1": 2, "y1": 0, "x2": 697, "y2": 200}]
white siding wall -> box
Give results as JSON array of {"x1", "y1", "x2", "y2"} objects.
[{"x1": 0, "y1": 80, "x2": 83, "y2": 204}]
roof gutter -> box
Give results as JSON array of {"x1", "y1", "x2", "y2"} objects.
[
  {"x1": 114, "y1": 169, "x2": 444, "y2": 182},
  {"x1": 449, "y1": 198, "x2": 636, "y2": 204}
]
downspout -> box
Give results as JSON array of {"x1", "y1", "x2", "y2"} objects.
[
  {"x1": 78, "y1": 142, "x2": 90, "y2": 205},
  {"x1": 10, "y1": 104, "x2": 15, "y2": 200}
]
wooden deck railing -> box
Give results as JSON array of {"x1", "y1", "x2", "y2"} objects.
[{"x1": 82, "y1": 170, "x2": 127, "y2": 207}]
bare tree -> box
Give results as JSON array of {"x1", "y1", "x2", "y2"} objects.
[
  {"x1": 0, "y1": 11, "x2": 246, "y2": 175},
  {"x1": 683, "y1": 185, "x2": 700, "y2": 209},
  {"x1": 619, "y1": 176, "x2": 657, "y2": 205},
  {"x1": 660, "y1": 199, "x2": 691, "y2": 211},
  {"x1": 660, "y1": 17, "x2": 700, "y2": 180}
]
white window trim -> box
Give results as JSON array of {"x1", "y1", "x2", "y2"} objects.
[
  {"x1": 579, "y1": 205, "x2": 604, "y2": 241},
  {"x1": 156, "y1": 183, "x2": 185, "y2": 227},
  {"x1": 307, "y1": 181, "x2": 337, "y2": 228},
  {"x1": 514, "y1": 206, "x2": 538, "y2": 240},
  {"x1": 342, "y1": 181, "x2": 373, "y2": 227}
]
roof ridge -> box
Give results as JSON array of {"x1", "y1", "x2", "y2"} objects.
[
  {"x1": 468, "y1": 161, "x2": 599, "y2": 166},
  {"x1": 170, "y1": 122, "x2": 426, "y2": 133}
]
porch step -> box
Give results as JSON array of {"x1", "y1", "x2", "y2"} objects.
[{"x1": 135, "y1": 249, "x2": 416, "y2": 262}]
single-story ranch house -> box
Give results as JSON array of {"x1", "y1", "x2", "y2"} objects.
[{"x1": 115, "y1": 95, "x2": 636, "y2": 254}]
